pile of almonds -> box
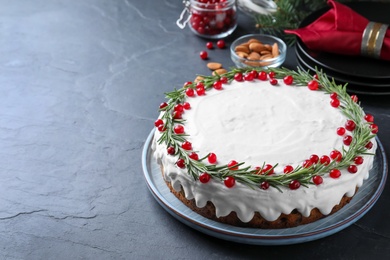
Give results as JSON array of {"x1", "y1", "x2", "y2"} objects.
[{"x1": 234, "y1": 38, "x2": 280, "y2": 67}]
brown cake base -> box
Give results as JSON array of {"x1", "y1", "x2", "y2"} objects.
[{"x1": 164, "y1": 175, "x2": 356, "y2": 229}]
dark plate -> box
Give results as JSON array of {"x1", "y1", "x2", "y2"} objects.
[
  {"x1": 296, "y1": 45, "x2": 390, "y2": 89},
  {"x1": 143, "y1": 129, "x2": 388, "y2": 245},
  {"x1": 296, "y1": 48, "x2": 390, "y2": 95},
  {"x1": 297, "y1": 43, "x2": 390, "y2": 87},
  {"x1": 297, "y1": 2, "x2": 390, "y2": 80}
]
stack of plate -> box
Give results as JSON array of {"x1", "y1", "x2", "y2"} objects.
[{"x1": 296, "y1": 2, "x2": 390, "y2": 95}]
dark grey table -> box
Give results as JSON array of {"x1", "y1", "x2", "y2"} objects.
[{"x1": 0, "y1": 1, "x2": 389, "y2": 259}]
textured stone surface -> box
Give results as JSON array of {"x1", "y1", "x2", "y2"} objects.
[{"x1": 0, "y1": 0, "x2": 389, "y2": 259}]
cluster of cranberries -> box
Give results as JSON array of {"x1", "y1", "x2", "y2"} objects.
[
  {"x1": 154, "y1": 101, "x2": 191, "y2": 133},
  {"x1": 184, "y1": 77, "x2": 229, "y2": 98},
  {"x1": 325, "y1": 110, "x2": 377, "y2": 181},
  {"x1": 232, "y1": 70, "x2": 283, "y2": 86},
  {"x1": 190, "y1": 0, "x2": 237, "y2": 37},
  {"x1": 200, "y1": 40, "x2": 226, "y2": 60}
]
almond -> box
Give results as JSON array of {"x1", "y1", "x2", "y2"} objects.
[
  {"x1": 260, "y1": 54, "x2": 273, "y2": 60},
  {"x1": 272, "y1": 43, "x2": 279, "y2": 57},
  {"x1": 194, "y1": 76, "x2": 204, "y2": 83},
  {"x1": 244, "y1": 61, "x2": 261, "y2": 67},
  {"x1": 260, "y1": 50, "x2": 271, "y2": 55},
  {"x1": 248, "y1": 52, "x2": 261, "y2": 60},
  {"x1": 212, "y1": 68, "x2": 228, "y2": 76},
  {"x1": 264, "y1": 44, "x2": 272, "y2": 51},
  {"x1": 259, "y1": 61, "x2": 271, "y2": 66},
  {"x1": 207, "y1": 62, "x2": 222, "y2": 70},
  {"x1": 234, "y1": 45, "x2": 250, "y2": 53},
  {"x1": 247, "y1": 38, "x2": 262, "y2": 44},
  {"x1": 236, "y1": 51, "x2": 249, "y2": 58},
  {"x1": 249, "y1": 42, "x2": 266, "y2": 53}
]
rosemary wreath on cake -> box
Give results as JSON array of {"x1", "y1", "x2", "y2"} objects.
[{"x1": 154, "y1": 67, "x2": 378, "y2": 192}]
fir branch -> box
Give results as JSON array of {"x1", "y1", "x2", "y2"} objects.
[{"x1": 254, "y1": 0, "x2": 351, "y2": 45}]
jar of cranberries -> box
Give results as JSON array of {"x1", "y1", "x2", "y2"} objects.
[{"x1": 177, "y1": 0, "x2": 237, "y2": 39}]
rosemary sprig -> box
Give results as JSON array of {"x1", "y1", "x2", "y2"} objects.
[{"x1": 156, "y1": 67, "x2": 376, "y2": 191}]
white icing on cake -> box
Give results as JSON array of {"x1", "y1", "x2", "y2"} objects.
[{"x1": 152, "y1": 79, "x2": 377, "y2": 222}]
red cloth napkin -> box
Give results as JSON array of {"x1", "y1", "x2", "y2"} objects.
[{"x1": 285, "y1": 0, "x2": 390, "y2": 61}]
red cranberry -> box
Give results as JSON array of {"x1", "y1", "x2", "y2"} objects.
[
  {"x1": 249, "y1": 70, "x2": 258, "y2": 78},
  {"x1": 348, "y1": 165, "x2": 358, "y2": 174},
  {"x1": 345, "y1": 120, "x2": 356, "y2": 131},
  {"x1": 320, "y1": 155, "x2": 331, "y2": 165},
  {"x1": 189, "y1": 152, "x2": 199, "y2": 160},
  {"x1": 208, "y1": 153, "x2": 217, "y2": 164},
  {"x1": 172, "y1": 111, "x2": 182, "y2": 119},
  {"x1": 283, "y1": 75, "x2": 293, "y2": 85},
  {"x1": 269, "y1": 78, "x2": 278, "y2": 86},
  {"x1": 176, "y1": 159, "x2": 186, "y2": 169},
  {"x1": 354, "y1": 156, "x2": 364, "y2": 165},
  {"x1": 244, "y1": 73, "x2": 254, "y2": 81},
  {"x1": 181, "y1": 141, "x2": 192, "y2": 150},
  {"x1": 302, "y1": 159, "x2": 313, "y2": 168},
  {"x1": 199, "y1": 172, "x2": 211, "y2": 183},
  {"x1": 185, "y1": 88, "x2": 195, "y2": 97},
  {"x1": 227, "y1": 160, "x2": 239, "y2": 170},
  {"x1": 174, "y1": 104, "x2": 184, "y2": 112},
  {"x1": 196, "y1": 85, "x2": 205, "y2": 96},
  {"x1": 330, "y1": 150, "x2": 342, "y2": 162},
  {"x1": 313, "y1": 175, "x2": 323, "y2": 185},
  {"x1": 200, "y1": 50, "x2": 208, "y2": 60},
  {"x1": 307, "y1": 80, "x2": 319, "y2": 90},
  {"x1": 337, "y1": 127, "x2": 346, "y2": 136},
  {"x1": 219, "y1": 76, "x2": 228, "y2": 84},
  {"x1": 364, "y1": 114, "x2": 374, "y2": 122},
  {"x1": 174, "y1": 125, "x2": 185, "y2": 134},
  {"x1": 234, "y1": 72, "x2": 243, "y2": 82},
  {"x1": 213, "y1": 80, "x2": 223, "y2": 90},
  {"x1": 330, "y1": 92, "x2": 338, "y2": 99},
  {"x1": 216, "y1": 40, "x2": 226, "y2": 49},
  {"x1": 154, "y1": 119, "x2": 163, "y2": 127},
  {"x1": 365, "y1": 141, "x2": 373, "y2": 150},
  {"x1": 370, "y1": 124, "x2": 378, "y2": 134},
  {"x1": 258, "y1": 71, "x2": 267, "y2": 81},
  {"x1": 183, "y1": 102, "x2": 191, "y2": 110},
  {"x1": 343, "y1": 135, "x2": 353, "y2": 146},
  {"x1": 260, "y1": 181, "x2": 270, "y2": 190},
  {"x1": 329, "y1": 169, "x2": 341, "y2": 178},
  {"x1": 157, "y1": 124, "x2": 166, "y2": 132},
  {"x1": 283, "y1": 165, "x2": 294, "y2": 174},
  {"x1": 309, "y1": 154, "x2": 319, "y2": 164},
  {"x1": 261, "y1": 164, "x2": 274, "y2": 175},
  {"x1": 224, "y1": 176, "x2": 235, "y2": 188},
  {"x1": 289, "y1": 180, "x2": 301, "y2": 190},
  {"x1": 330, "y1": 98, "x2": 340, "y2": 108},
  {"x1": 159, "y1": 102, "x2": 168, "y2": 109},
  {"x1": 167, "y1": 146, "x2": 175, "y2": 155}
]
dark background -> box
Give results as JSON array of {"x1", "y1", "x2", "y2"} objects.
[{"x1": 0, "y1": 0, "x2": 388, "y2": 259}]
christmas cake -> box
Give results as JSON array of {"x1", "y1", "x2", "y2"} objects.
[{"x1": 151, "y1": 68, "x2": 378, "y2": 228}]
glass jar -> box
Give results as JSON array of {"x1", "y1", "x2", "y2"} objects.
[{"x1": 177, "y1": 0, "x2": 237, "y2": 39}]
